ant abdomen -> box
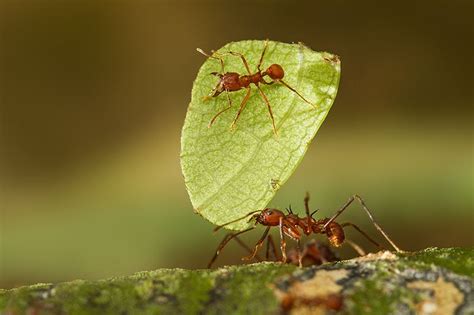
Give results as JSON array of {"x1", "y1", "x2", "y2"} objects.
[{"x1": 325, "y1": 222, "x2": 345, "y2": 247}]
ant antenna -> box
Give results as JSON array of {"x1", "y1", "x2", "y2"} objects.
[{"x1": 213, "y1": 210, "x2": 261, "y2": 232}]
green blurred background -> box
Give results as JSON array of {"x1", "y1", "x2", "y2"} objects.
[{"x1": 1, "y1": 0, "x2": 473, "y2": 288}]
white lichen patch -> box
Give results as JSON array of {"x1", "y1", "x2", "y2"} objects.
[
  {"x1": 289, "y1": 269, "x2": 348, "y2": 298},
  {"x1": 407, "y1": 276, "x2": 464, "y2": 315},
  {"x1": 350, "y1": 250, "x2": 398, "y2": 262}
]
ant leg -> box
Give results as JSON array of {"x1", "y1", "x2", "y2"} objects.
[
  {"x1": 257, "y1": 39, "x2": 269, "y2": 71},
  {"x1": 230, "y1": 87, "x2": 252, "y2": 130},
  {"x1": 261, "y1": 78, "x2": 274, "y2": 85},
  {"x1": 203, "y1": 83, "x2": 221, "y2": 101},
  {"x1": 345, "y1": 239, "x2": 366, "y2": 256},
  {"x1": 256, "y1": 85, "x2": 277, "y2": 135},
  {"x1": 341, "y1": 222, "x2": 382, "y2": 249},
  {"x1": 197, "y1": 48, "x2": 226, "y2": 73},
  {"x1": 242, "y1": 226, "x2": 271, "y2": 261},
  {"x1": 265, "y1": 235, "x2": 271, "y2": 260},
  {"x1": 323, "y1": 195, "x2": 402, "y2": 252},
  {"x1": 353, "y1": 195, "x2": 402, "y2": 252},
  {"x1": 219, "y1": 40, "x2": 269, "y2": 74},
  {"x1": 278, "y1": 79, "x2": 317, "y2": 110},
  {"x1": 196, "y1": 49, "x2": 226, "y2": 102},
  {"x1": 323, "y1": 197, "x2": 353, "y2": 230},
  {"x1": 279, "y1": 217, "x2": 287, "y2": 263},
  {"x1": 266, "y1": 234, "x2": 279, "y2": 260},
  {"x1": 296, "y1": 239, "x2": 302, "y2": 267},
  {"x1": 207, "y1": 227, "x2": 255, "y2": 268},
  {"x1": 218, "y1": 51, "x2": 252, "y2": 75},
  {"x1": 233, "y1": 236, "x2": 262, "y2": 262},
  {"x1": 208, "y1": 90, "x2": 233, "y2": 127},
  {"x1": 213, "y1": 209, "x2": 261, "y2": 232}
]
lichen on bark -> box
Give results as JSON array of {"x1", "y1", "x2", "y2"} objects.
[{"x1": 1, "y1": 247, "x2": 472, "y2": 315}]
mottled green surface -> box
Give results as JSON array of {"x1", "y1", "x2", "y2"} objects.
[
  {"x1": 0, "y1": 263, "x2": 296, "y2": 315},
  {"x1": 401, "y1": 247, "x2": 474, "y2": 277},
  {"x1": 1, "y1": 248, "x2": 472, "y2": 315},
  {"x1": 181, "y1": 40, "x2": 341, "y2": 230}
]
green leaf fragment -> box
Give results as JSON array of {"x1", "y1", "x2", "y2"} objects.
[{"x1": 181, "y1": 40, "x2": 341, "y2": 230}]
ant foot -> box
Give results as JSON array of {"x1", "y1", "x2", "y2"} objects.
[
  {"x1": 241, "y1": 254, "x2": 254, "y2": 261},
  {"x1": 207, "y1": 119, "x2": 217, "y2": 129}
]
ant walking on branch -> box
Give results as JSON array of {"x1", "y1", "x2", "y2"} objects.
[
  {"x1": 267, "y1": 237, "x2": 339, "y2": 267},
  {"x1": 207, "y1": 193, "x2": 402, "y2": 268},
  {"x1": 197, "y1": 40, "x2": 316, "y2": 135}
]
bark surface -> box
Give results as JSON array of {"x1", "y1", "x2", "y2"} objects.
[{"x1": 1, "y1": 247, "x2": 473, "y2": 314}]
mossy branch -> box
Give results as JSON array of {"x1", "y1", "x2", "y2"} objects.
[{"x1": 1, "y1": 248, "x2": 473, "y2": 314}]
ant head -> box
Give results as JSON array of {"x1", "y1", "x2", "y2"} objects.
[
  {"x1": 326, "y1": 222, "x2": 345, "y2": 247},
  {"x1": 255, "y1": 208, "x2": 285, "y2": 226},
  {"x1": 265, "y1": 64, "x2": 285, "y2": 80}
]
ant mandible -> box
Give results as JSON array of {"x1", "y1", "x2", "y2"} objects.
[
  {"x1": 207, "y1": 193, "x2": 402, "y2": 268},
  {"x1": 197, "y1": 40, "x2": 316, "y2": 135}
]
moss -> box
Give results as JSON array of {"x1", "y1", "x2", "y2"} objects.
[
  {"x1": 346, "y1": 268, "x2": 418, "y2": 315},
  {"x1": 1, "y1": 248, "x2": 472, "y2": 315},
  {"x1": 204, "y1": 263, "x2": 295, "y2": 315},
  {"x1": 399, "y1": 247, "x2": 474, "y2": 277}
]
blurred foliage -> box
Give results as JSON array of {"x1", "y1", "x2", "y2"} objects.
[{"x1": 0, "y1": 0, "x2": 473, "y2": 288}]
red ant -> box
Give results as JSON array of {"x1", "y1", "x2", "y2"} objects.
[
  {"x1": 286, "y1": 240, "x2": 339, "y2": 267},
  {"x1": 197, "y1": 40, "x2": 316, "y2": 135},
  {"x1": 207, "y1": 193, "x2": 402, "y2": 268},
  {"x1": 208, "y1": 235, "x2": 338, "y2": 267}
]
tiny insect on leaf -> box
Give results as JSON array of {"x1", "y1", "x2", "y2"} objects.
[{"x1": 180, "y1": 40, "x2": 341, "y2": 231}]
